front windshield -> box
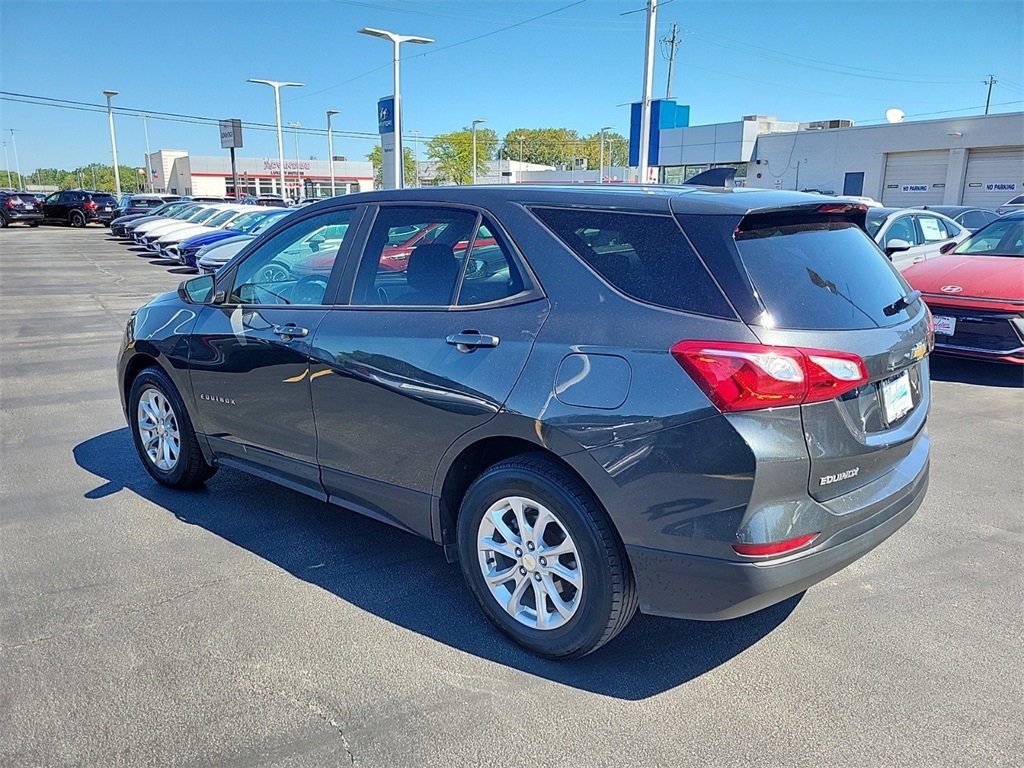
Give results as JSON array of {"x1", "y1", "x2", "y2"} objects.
[
  {"x1": 188, "y1": 208, "x2": 223, "y2": 224},
  {"x1": 206, "y1": 210, "x2": 241, "y2": 227},
  {"x1": 249, "y1": 211, "x2": 291, "y2": 234},
  {"x1": 225, "y1": 211, "x2": 268, "y2": 232},
  {"x1": 954, "y1": 218, "x2": 1024, "y2": 257}
]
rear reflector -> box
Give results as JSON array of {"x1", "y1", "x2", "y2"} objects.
[
  {"x1": 671, "y1": 340, "x2": 869, "y2": 412},
  {"x1": 733, "y1": 533, "x2": 818, "y2": 556}
]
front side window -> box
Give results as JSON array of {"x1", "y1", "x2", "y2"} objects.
[
  {"x1": 230, "y1": 209, "x2": 355, "y2": 306},
  {"x1": 884, "y1": 216, "x2": 918, "y2": 247}
]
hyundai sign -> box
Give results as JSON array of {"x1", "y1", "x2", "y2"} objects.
[{"x1": 378, "y1": 98, "x2": 395, "y2": 135}]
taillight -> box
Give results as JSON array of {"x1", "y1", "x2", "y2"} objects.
[
  {"x1": 5, "y1": 199, "x2": 14, "y2": 209},
  {"x1": 733, "y1": 532, "x2": 818, "y2": 556},
  {"x1": 671, "y1": 340, "x2": 868, "y2": 412},
  {"x1": 84, "y1": 201, "x2": 98, "y2": 211}
]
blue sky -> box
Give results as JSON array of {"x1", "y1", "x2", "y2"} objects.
[{"x1": 1, "y1": 0, "x2": 1022, "y2": 172}]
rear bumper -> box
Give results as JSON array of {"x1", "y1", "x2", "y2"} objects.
[
  {"x1": 3, "y1": 210, "x2": 42, "y2": 223},
  {"x1": 628, "y1": 449, "x2": 929, "y2": 621}
]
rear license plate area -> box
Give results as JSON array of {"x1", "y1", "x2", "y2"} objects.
[{"x1": 881, "y1": 370, "x2": 913, "y2": 424}]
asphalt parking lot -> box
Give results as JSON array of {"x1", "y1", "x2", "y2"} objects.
[{"x1": 1, "y1": 226, "x2": 1022, "y2": 767}]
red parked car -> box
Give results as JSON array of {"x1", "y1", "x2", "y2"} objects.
[{"x1": 902, "y1": 212, "x2": 1024, "y2": 363}]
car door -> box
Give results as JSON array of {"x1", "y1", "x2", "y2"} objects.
[
  {"x1": 187, "y1": 206, "x2": 361, "y2": 497},
  {"x1": 308, "y1": 204, "x2": 550, "y2": 539},
  {"x1": 42, "y1": 192, "x2": 65, "y2": 222},
  {"x1": 880, "y1": 214, "x2": 921, "y2": 269}
]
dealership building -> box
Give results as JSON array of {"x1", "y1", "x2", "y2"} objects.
[
  {"x1": 632, "y1": 104, "x2": 1023, "y2": 206},
  {"x1": 143, "y1": 150, "x2": 374, "y2": 199}
]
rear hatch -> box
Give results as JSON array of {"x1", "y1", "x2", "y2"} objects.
[
  {"x1": 6, "y1": 194, "x2": 41, "y2": 213},
  {"x1": 676, "y1": 202, "x2": 931, "y2": 501},
  {"x1": 92, "y1": 194, "x2": 117, "y2": 215}
]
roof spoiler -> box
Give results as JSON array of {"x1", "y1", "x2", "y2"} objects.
[{"x1": 682, "y1": 167, "x2": 737, "y2": 189}]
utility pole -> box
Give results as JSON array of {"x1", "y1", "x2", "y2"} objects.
[
  {"x1": 2, "y1": 142, "x2": 11, "y2": 187},
  {"x1": 660, "y1": 22, "x2": 680, "y2": 99},
  {"x1": 638, "y1": 0, "x2": 658, "y2": 184},
  {"x1": 983, "y1": 75, "x2": 996, "y2": 115}
]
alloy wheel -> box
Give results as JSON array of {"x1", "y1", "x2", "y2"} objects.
[
  {"x1": 477, "y1": 495, "x2": 583, "y2": 630},
  {"x1": 136, "y1": 387, "x2": 181, "y2": 472}
]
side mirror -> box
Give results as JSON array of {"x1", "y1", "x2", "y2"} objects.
[
  {"x1": 884, "y1": 238, "x2": 912, "y2": 256},
  {"x1": 177, "y1": 274, "x2": 220, "y2": 304}
]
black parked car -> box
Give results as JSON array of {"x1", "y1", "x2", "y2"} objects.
[
  {"x1": 0, "y1": 191, "x2": 43, "y2": 227},
  {"x1": 118, "y1": 186, "x2": 932, "y2": 658},
  {"x1": 114, "y1": 193, "x2": 181, "y2": 219},
  {"x1": 42, "y1": 189, "x2": 118, "y2": 227},
  {"x1": 920, "y1": 205, "x2": 1000, "y2": 232}
]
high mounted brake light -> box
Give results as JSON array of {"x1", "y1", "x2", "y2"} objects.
[
  {"x1": 671, "y1": 340, "x2": 869, "y2": 413},
  {"x1": 817, "y1": 203, "x2": 867, "y2": 214}
]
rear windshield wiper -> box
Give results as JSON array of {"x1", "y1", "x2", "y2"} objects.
[{"x1": 883, "y1": 290, "x2": 921, "y2": 317}]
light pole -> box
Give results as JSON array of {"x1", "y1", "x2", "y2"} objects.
[
  {"x1": 637, "y1": 0, "x2": 657, "y2": 184},
  {"x1": 103, "y1": 90, "x2": 122, "y2": 197},
  {"x1": 141, "y1": 115, "x2": 153, "y2": 192},
  {"x1": 326, "y1": 110, "x2": 339, "y2": 197},
  {"x1": 471, "y1": 119, "x2": 486, "y2": 185},
  {"x1": 2, "y1": 142, "x2": 11, "y2": 187},
  {"x1": 248, "y1": 78, "x2": 305, "y2": 199},
  {"x1": 8, "y1": 129, "x2": 23, "y2": 189},
  {"x1": 599, "y1": 125, "x2": 614, "y2": 184},
  {"x1": 358, "y1": 27, "x2": 434, "y2": 189},
  {"x1": 288, "y1": 121, "x2": 301, "y2": 201}
]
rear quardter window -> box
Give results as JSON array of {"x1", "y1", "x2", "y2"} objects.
[
  {"x1": 735, "y1": 217, "x2": 913, "y2": 330},
  {"x1": 530, "y1": 207, "x2": 735, "y2": 318}
]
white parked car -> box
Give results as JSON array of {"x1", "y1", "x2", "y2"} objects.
[
  {"x1": 195, "y1": 235, "x2": 253, "y2": 274},
  {"x1": 864, "y1": 208, "x2": 970, "y2": 270}
]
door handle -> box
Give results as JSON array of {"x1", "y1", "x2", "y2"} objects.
[
  {"x1": 273, "y1": 324, "x2": 308, "y2": 339},
  {"x1": 446, "y1": 332, "x2": 500, "y2": 350}
]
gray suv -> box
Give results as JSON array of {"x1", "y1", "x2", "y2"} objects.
[{"x1": 117, "y1": 186, "x2": 931, "y2": 658}]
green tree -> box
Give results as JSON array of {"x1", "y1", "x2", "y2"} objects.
[
  {"x1": 499, "y1": 128, "x2": 629, "y2": 172},
  {"x1": 367, "y1": 145, "x2": 417, "y2": 189},
  {"x1": 425, "y1": 127, "x2": 498, "y2": 186}
]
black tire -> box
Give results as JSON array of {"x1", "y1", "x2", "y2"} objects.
[
  {"x1": 128, "y1": 366, "x2": 217, "y2": 489},
  {"x1": 0, "y1": 215, "x2": 8, "y2": 228},
  {"x1": 69, "y1": 210, "x2": 86, "y2": 228},
  {"x1": 28, "y1": 221, "x2": 40, "y2": 227},
  {"x1": 457, "y1": 453, "x2": 637, "y2": 659}
]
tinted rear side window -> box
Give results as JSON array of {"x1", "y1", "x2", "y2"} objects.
[
  {"x1": 530, "y1": 207, "x2": 734, "y2": 318},
  {"x1": 734, "y1": 219, "x2": 912, "y2": 330}
]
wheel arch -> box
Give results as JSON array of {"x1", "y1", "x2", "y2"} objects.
[{"x1": 432, "y1": 418, "x2": 630, "y2": 562}]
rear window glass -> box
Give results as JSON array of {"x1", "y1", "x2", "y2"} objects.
[
  {"x1": 734, "y1": 219, "x2": 913, "y2": 330},
  {"x1": 92, "y1": 195, "x2": 116, "y2": 204},
  {"x1": 530, "y1": 207, "x2": 734, "y2": 318},
  {"x1": 131, "y1": 198, "x2": 164, "y2": 208}
]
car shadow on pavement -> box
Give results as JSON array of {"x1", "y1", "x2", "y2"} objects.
[
  {"x1": 74, "y1": 428, "x2": 801, "y2": 700},
  {"x1": 930, "y1": 355, "x2": 1023, "y2": 388}
]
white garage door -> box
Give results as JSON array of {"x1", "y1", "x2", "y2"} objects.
[
  {"x1": 961, "y1": 147, "x2": 1024, "y2": 207},
  {"x1": 882, "y1": 150, "x2": 948, "y2": 206}
]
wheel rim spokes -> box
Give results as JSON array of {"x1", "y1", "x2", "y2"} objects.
[
  {"x1": 137, "y1": 388, "x2": 181, "y2": 472},
  {"x1": 477, "y1": 495, "x2": 583, "y2": 631}
]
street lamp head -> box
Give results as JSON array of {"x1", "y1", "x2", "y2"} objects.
[
  {"x1": 472, "y1": 119, "x2": 487, "y2": 128},
  {"x1": 248, "y1": 78, "x2": 305, "y2": 88},
  {"x1": 600, "y1": 125, "x2": 616, "y2": 132},
  {"x1": 327, "y1": 110, "x2": 340, "y2": 117},
  {"x1": 359, "y1": 27, "x2": 433, "y2": 45},
  {"x1": 103, "y1": 90, "x2": 118, "y2": 98}
]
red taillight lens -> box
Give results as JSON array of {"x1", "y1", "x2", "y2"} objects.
[
  {"x1": 5, "y1": 199, "x2": 14, "y2": 209},
  {"x1": 671, "y1": 341, "x2": 868, "y2": 413},
  {"x1": 84, "y1": 201, "x2": 98, "y2": 211},
  {"x1": 733, "y1": 532, "x2": 818, "y2": 556}
]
